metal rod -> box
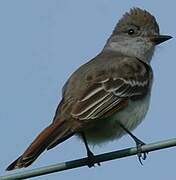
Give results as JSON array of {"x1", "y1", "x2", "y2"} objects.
[{"x1": 1, "y1": 138, "x2": 176, "y2": 180}]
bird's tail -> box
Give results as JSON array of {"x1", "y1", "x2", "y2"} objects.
[{"x1": 6, "y1": 120, "x2": 75, "y2": 171}]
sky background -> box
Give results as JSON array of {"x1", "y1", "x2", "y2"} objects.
[{"x1": 0, "y1": 0, "x2": 175, "y2": 179}]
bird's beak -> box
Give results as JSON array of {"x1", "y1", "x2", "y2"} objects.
[{"x1": 150, "y1": 35, "x2": 172, "y2": 45}]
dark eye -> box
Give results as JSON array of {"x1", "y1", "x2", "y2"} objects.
[{"x1": 128, "y1": 28, "x2": 135, "y2": 35}]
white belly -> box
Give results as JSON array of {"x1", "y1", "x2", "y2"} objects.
[{"x1": 84, "y1": 94, "x2": 150, "y2": 145}]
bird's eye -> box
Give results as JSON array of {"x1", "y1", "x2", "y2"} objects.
[{"x1": 127, "y1": 29, "x2": 135, "y2": 35}]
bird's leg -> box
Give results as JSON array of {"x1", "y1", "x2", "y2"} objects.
[
  {"x1": 118, "y1": 122, "x2": 147, "y2": 165},
  {"x1": 81, "y1": 132, "x2": 100, "y2": 167}
]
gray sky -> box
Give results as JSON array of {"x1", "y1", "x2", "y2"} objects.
[{"x1": 0, "y1": 0, "x2": 175, "y2": 179}]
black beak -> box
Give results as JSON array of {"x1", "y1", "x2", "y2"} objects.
[{"x1": 150, "y1": 35, "x2": 172, "y2": 45}]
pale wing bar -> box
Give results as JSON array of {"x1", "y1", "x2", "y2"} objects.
[{"x1": 71, "y1": 77, "x2": 149, "y2": 120}]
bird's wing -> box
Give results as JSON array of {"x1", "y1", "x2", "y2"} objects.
[{"x1": 71, "y1": 60, "x2": 152, "y2": 120}]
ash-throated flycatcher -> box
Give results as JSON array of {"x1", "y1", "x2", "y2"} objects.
[{"x1": 7, "y1": 8, "x2": 172, "y2": 170}]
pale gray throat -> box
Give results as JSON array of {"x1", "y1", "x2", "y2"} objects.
[{"x1": 103, "y1": 35, "x2": 155, "y2": 64}]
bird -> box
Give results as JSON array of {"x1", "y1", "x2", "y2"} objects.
[{"x1": 6, "y1": 7, "x2": 172, "y2": 171}]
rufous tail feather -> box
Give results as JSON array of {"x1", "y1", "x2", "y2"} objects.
[{"x1": 6, "y1": 121, "x2": 75, "y2": 171}]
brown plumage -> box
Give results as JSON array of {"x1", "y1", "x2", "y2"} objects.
[
  {"x1": 6, "y1": 51, "x2": 152, "y2": 171},
  {"x1": 6, "y1": 120, "x2": 76, "y2": 170},
  {"x1": 114, "y1": 8, "x2": 159, "y2": 35},
  {"x1": 6, "y1": 7, "x2": 171, "y2": 170}
]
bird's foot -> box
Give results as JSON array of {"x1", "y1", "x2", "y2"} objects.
[
  {"x1": 87, "y1": 150, "x2": 101, "y2": 168},
  {"x1": 134, "y1": 137, "x2": 148, "y2": 165}
]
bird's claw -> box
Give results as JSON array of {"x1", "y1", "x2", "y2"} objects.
[
  {"x1": 135, "y1": 139, "x2": 148, "y2": 165},
  {"x1": 87, "y1": 151, "x2": 101, "y2": 168}
]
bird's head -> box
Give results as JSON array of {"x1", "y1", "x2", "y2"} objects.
[{"x1": 105, "y1": 8, "x2": 172, "y2": 63}]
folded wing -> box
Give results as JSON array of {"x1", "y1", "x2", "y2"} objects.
[{"x1": 71, "y1": 60, "x2": 152, "y2": 120}]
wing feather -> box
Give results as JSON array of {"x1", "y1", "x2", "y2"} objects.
[{"x1": 71, "y1": 60, "x2": 152, "y2": 120}]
